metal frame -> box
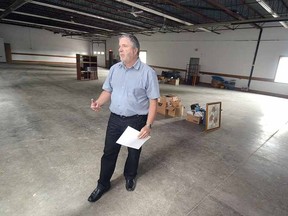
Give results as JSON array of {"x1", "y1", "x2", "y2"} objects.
[{"x1": 1, "y1": 0, "x2": 288, "y2": 39}]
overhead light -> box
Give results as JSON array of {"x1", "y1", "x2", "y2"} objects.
[
  {"x1": 257, "y1": 0, "x2": 273, "y2": 13},
  {"x1": 272, "y1": 13, "x2": 279, "y2": 18},
  {"x1": 2, "y1": 18, "x2": 85, "y2": 33},
  {"x1": 198, "y1": 27, "x2": 212, "y2": 33},
  {"x1": 257, "y1": 0, "x2": 288, "y2": 28},
  {"x1": 14, "y1": 11, "x2": 110, "y2": 31},
  {"x1": 280, "y1": 21, "x2": 288, "y2": 28},
  {"x1": 116, "y1": 0, "x2": 212, "y2": 33},
  {"x1": 31, "y1": 1, "x2": 145, "y2": 30},
  {"x1": 115, "y1": 0, "x2": 193, "y2": 26}
]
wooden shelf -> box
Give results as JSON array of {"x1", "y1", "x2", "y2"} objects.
[{"x1": 76, "y1": 54, "x2": 98, "y2": 80}]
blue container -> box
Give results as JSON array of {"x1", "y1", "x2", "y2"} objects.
[
  {"x1": 224, "y1": 80, "x2": 236, "y2": 90},
  {"x1": 212, "y1": 76, "x2": 225, "y2": 82}
]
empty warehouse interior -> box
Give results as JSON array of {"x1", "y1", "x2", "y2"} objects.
[
  {"x1": 1, "y1": 1, "x2": 288, "y2": 216},
  {"x1": 1, "y1": 64, "x2": 288, "y2": 216}
]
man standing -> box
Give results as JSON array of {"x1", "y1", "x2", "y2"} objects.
[{"x1": 88, "y1": 34, "x2": 160, "y2": 202}]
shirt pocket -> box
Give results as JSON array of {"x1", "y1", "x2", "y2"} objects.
[
  {"x1": 128, "y1": 88, "x2": 146, "y2": 103},
  {"x1": 134, "y1": 88, "x2": 146, "y2": 96}
]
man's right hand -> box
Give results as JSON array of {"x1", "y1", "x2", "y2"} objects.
[{"x1": 91, "y1": 99, "x2": 101, "y2": 112}]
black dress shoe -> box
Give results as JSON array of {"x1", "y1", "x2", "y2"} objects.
[
  {"x1": 88, "y1": 186, "x2": 110, "y2": 202},
  {"x1": 126, "y1": 179, "x2": 136, "y2": 191}
]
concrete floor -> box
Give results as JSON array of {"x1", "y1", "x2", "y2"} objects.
[{"x1": 1, "y1": 63, "x2": 288, "y2": 216}]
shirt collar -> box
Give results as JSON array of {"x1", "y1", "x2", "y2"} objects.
[{"x1": 119, "y1": 58, "x2": 141, "y2": 70}]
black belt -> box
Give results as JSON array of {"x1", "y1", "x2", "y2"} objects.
[{"x1": 111, "y1": 112, "x2": 146, "y2": 119}]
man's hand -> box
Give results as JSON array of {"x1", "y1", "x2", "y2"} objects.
[
  {"x1": 138, "y1": 125, "x2": 151, "y2": 139},
  {"x1": 91, "y1": 99, "x2": 101, "y2": 112}
]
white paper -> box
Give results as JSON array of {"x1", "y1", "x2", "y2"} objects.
[{"x1": 116, "y1": 126, "x2": 151, "y2": 149}]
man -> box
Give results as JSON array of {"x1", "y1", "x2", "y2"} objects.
[{"x1": 88, "y1": 34, "x2": 160, "y2": 202}]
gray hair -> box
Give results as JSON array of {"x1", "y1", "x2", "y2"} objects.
[{"x1": 119, "y1": 34, "x2": 140, "y2": 55}]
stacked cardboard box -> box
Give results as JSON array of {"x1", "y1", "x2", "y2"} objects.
[
  {"x1": 157, "y1": 94, "x2": 184, "y2": 117},
  {"x1": 157, "y1": 76, "x2": 180, "y2": 86},
  {"x1": 157, "y1": 75, "x2": 166, "y2": 84},
  {"x1": 186, "y1": 111, "x2": 202, "y2": 124},
  {"x1": 166, "y1": 78, "x2": 180, "y2": 86},
  {"x1": 157, "y1": 99, "x2": 167, "y2": 116}
]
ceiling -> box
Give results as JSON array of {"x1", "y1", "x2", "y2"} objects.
[{"x1": 1, "y1": 0, "x2": 288, "y2": 41}]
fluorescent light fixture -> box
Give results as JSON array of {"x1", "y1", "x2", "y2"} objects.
[
  {"x1": 198, "y1": 27, "x2": 212, "y2": 33},
  {"x1": 116, "y1": 0, "x2": 211, "y2": 32},
  {"x1": 31, "y1": 1, "x2": 145, "y2": 30},
  {"x1": 115, "y1": 0, "x2": 193, "y2": 26},
  {"x1": 257, "y1": 0, "x2": 288, "y2": 28},
  {"x1": 2, "y1": 18, "x2": 86, "y2": 33},
  {"x1": 257, "y1": 0, "x2": 273, "y2": 13},
  {"x1": 14, "y1": 11, "x2": 113, "y2": 32},
  {"x1": 280, "y1": 21, "x2": 288, "y2": 28},
  {"x1": 272, "y1": 14, "x2": 279, "y2": 18}
]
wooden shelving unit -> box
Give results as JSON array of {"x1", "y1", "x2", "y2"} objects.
[
  {"x1": 185, "y1": 58, "x2": 199, "y2": 86},
  {"x1": 76, "y1": 54, "x2": 98, "y2": 80}
]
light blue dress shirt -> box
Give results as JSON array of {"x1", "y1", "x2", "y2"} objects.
[{"x1": 102, "y1": 58, "x2": 160, "y2": 116}]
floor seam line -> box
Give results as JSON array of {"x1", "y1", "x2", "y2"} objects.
[{"x1": 185, "y1": 123, "x2": 285, "y2": 216}]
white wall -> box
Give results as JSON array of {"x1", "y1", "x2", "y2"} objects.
[
  {"x1": 0, "y1": 24, "x2": 91, "y2": 64},
  {"x1": 107, "y1": 28, "x2": 288, "y2": 96},
  {"x1": 0, "y1": 23, "x2": 108, "y2": 67},
  {"x1": 1, "y1": 23, "x2": 287, "y2": 96},
  {"x1": 0, "y1": 37, "x2": 6, "y2": 62}
]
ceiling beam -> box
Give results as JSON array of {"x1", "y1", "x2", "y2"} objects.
[
  {"x1": 204, "y1": 0, "x2": 261, "y2": 29},
  {"x1": 162, "y1": 0, "x2": 233, "y2": 31},
  {"x1": 9, "y1": 10, "x2": 113, "y2": 32},
  {"x1": 115, "y1": 0, "x2": 218, "y2": 33},
  {"x1": 163, "y1": 0, "x2": 216, "y2": 23},
  {"x1": 279, "y1": 0, "x2": 288, "y2": 11},
  {"x1": 240, "y1": 0, "x2": 264, "y2": 18},
  {"x1": 2, "y1": 18, "x2": 86, "y2": 33},
  {"x1": 181, "y1": 16, "x2": 288, "y2": 31},
  {"x1": 0, "y1": 0, "x2": 32, "y2": 20},
  {"x1": 2, "y1": 18, "x2": 109, "y2": 38},
  {"x1": 205, "y1": 0, "x2": 246, "y2": 20},
  {"x1": 256, "y1": 0, "x2": 288, "y2": 28},
  {"x1": 231, "y1": 16, "x2": 288, "y2": 25},
  {"x1": 31, "y1": 1, "x2": 145, "y2": 30},
  {"x1": 115, "y1": 0, "x2": 194, "y2": 26}
]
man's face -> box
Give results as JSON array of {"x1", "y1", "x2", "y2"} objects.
[{"x1": 118, "y1": 37, "x2": 138, "y2": 66}]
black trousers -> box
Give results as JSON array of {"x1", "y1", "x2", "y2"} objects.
[{"x1": 97, "y1": 112, "x2": 147, "y2": 189}]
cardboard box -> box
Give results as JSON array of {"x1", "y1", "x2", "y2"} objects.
[
  {"x1": 157, "y1": 75, "x2": 166, "y2": 84},
  {"x1": 186, "y1": 113, "x2": 202, "y2": 124},
  {"x1": 177, "y1": 106, "x2": 185, "y2": 117},
  {"x1": 171, "y1": 100, "x2": 182, "y2": 108},
  {"x1": 167, "y1": 105, "x2": 184, "y2": 117},
  {"x1": 158, "y1": 96, "x2": 167, "y2": 105},
  {"x1": 159, "y1": 94, "x2": 179, "y2": 106},
  {"x1": 157, "y1": 102, "x2": 167, "y2": 116},
  {"x1": 168, "y1": 94, "x2": 178, "y2": 101},
  {"x1": 166, "y1": 78, "x2": 179, "y2": 86},
  {"x1": 158, "y1": 94, "x2": 183, "y2": 117}
]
